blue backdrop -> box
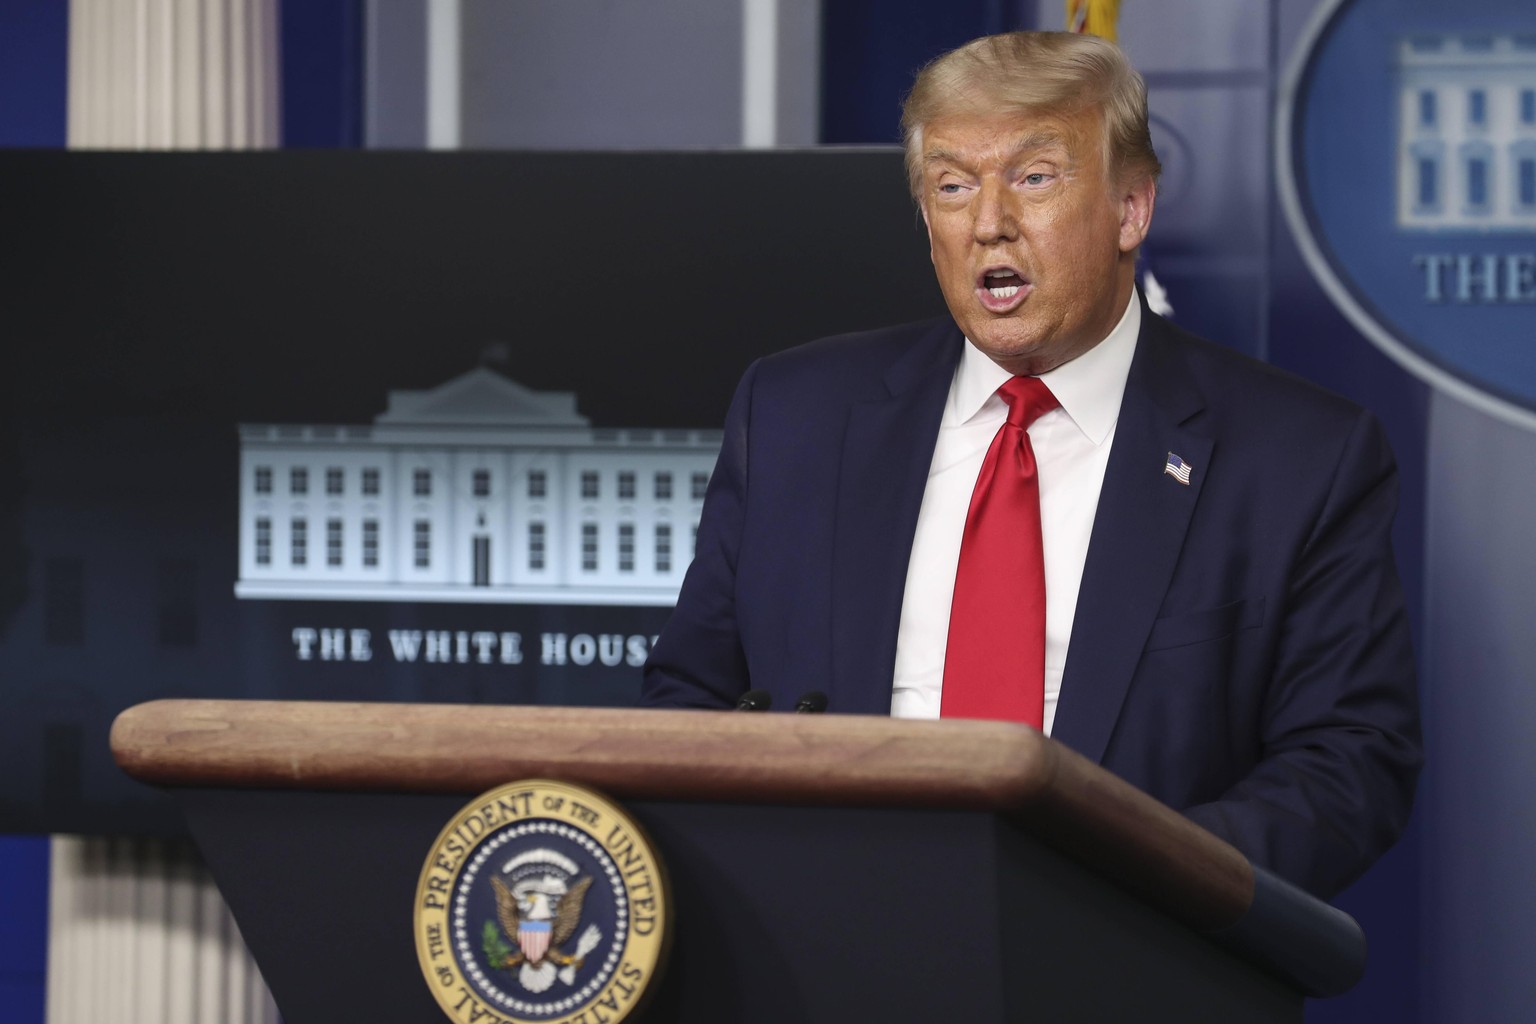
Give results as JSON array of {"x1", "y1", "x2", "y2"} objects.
[{"x1": 0, "y1": 1, "x2": 1489, "y2": 1021}]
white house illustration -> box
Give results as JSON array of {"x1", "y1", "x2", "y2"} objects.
[
  {"x1": 235, "y1": 368, "x2": 721, "y2": 605},
  {"x1": 1396, "y1": 33, "x2": 1536, "y2": 231}
]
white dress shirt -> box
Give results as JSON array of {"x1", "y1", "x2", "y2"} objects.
[{"x1": 890, "y1": 291, "x2": 1141, "y2": 734}]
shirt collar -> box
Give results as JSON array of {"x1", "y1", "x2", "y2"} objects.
[{"x1": 951, "y1": 287, "x2": 1141, "y2": 447}]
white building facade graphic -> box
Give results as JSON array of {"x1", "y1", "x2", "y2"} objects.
[
  {"x1": 236, "y1": 369, "x2": 720, "y2": 605},
  {"x1": 1396, "y1": 33, "x2": 1536, "y2": 231}
]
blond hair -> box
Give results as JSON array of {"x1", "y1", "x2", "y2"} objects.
[{"x1": 900, "y1": 31, "x2": 1160, "y2": 200}]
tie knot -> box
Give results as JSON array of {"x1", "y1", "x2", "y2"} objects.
[{"x1": 997, "y1": 376, "x2": 1059, "y2": 429}]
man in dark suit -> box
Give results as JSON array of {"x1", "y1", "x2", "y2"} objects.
[{"x1": 642, "y1": 31, "x2": 1420, "y2": 900}]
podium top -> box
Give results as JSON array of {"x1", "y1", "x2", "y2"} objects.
[
  {"x1": 113, "y1": 699, "x2": 1367, "y2": 997},
  {"x1": 112, "y1": 699, "x2": 1249, "y2": 930}
]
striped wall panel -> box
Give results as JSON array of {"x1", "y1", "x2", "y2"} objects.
[{"x1": 45, "y1": 837, "x2": 278, "y2": 1024}]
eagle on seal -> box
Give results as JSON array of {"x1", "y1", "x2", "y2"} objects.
[{"x1": 490, "y1": 874, "x2": 600, "y2": 992}]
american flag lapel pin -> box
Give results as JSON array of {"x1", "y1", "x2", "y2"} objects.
[{"x1": 1164, "y1": 452, "x2": 1193, "y2": 485}]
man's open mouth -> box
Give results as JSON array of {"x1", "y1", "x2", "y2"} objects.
[
  {"x1": 976, "y1": 267, "x2": 1030, "y2": 311},
  {"x1": 983, "y1": 268, "x2": 1025, "y2": 298}
]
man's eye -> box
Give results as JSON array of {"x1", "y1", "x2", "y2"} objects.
[
  {"x1": 938, "y1": 183, "x2": 962, "y2": 194},
  {"x1": 1023, "y1": 173, "x2": 1048, "y2": 186}
]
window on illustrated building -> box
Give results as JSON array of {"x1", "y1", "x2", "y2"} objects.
[
  {"x1": 1516, "y1": 150, "x2": 1536, "y2": 207},
  {"x1": 618, "y1": 523, "x2": 635, "y2": 572},
  {"x1": 582, "y1": 523, "x2": 598, "y2": 571},
  {"x1": 1468, "y1": 88, "x2": 1487, "y2": 126},
  {"x1": 414, "y1": 520, "x2": 431, "y2": 568},
  {"x1": 1418, "y1": 156, "x2": 1438, "y2": 208},
  {"x1": 529, "y1": 521, "x2": 546, "y2": 571},
  {"x1": 655, "y1": 523, "x2": 672, "y2": 573},
  {"x1": 1467, "y1": 154, "x2": 1489, "y2": 208}
]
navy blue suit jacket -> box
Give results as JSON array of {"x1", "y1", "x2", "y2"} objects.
[{"x1": 643, "y1": 309, "x2": 1422, "y2": 899}]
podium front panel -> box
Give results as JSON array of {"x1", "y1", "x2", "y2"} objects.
[{"x1": 180, "y1": 788, "x2": 1298, "y2": 1024}]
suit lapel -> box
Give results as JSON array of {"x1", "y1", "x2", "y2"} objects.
[
  {"x1": 1051, "y1": 313, "x2": 1213, "y2": 765},
  {"x1": 830, "y1": 321, "x2": 961, "y2": 713}
]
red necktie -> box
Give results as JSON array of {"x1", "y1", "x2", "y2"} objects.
[{"x1": 941, "y1": 376, "x2": 1059, "y2": 726}]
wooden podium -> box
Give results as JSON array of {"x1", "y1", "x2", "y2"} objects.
[{"x1": 110, "y1": 700, "x2": 1365, "y2": 1023}]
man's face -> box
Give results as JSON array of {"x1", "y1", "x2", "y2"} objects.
[{"x1": 918, "y1": 106, "x2": 1153, "y2": 376}]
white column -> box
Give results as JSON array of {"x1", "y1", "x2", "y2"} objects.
[
  {"x1": 68, "y1": 0, "x2": 280, "y2": 149},
  {"x1": 742, "y1": 0, "x2": 779, "y2": 148},
  {"x1": 46, "y1": 836, "x2": 279, "y2": 1024},
  {"x1": 425, "y1": 0, "x2": 461, "y2": 149}
]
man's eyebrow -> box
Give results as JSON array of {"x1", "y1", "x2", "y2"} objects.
[{"x1": 922, "y1": 129, "x2": 1067, "y2": 169}]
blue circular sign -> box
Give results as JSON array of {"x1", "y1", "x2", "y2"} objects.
[{"x1": 1278, "y1": 0, "x2": 1536, "y2": 424}]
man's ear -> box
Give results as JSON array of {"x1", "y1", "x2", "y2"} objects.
[{"x1": 1117, "y1": 175, "x2": 1156, "y2": 253}]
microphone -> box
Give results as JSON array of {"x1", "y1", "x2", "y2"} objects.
[
  {"x1": 735, "y1": 689, "x2": 773, "y2": 711},
  {"x1": 793, "y1": 691, "x2": 828, "y2": 714}
]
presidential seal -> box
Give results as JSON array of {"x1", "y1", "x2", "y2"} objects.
[{"x1": 414, "y1": 780, "x2": 670, "y2": 1024}]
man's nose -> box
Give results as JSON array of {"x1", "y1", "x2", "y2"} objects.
[{"x1": 972, "y1": 179, "x2": 1020, "y2": 244}]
